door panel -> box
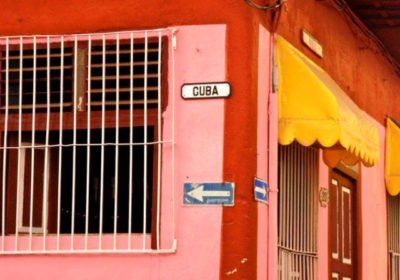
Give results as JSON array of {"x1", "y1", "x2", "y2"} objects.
[{"x1": 329, "y1": 170, "x2": 357, "y2": 280}]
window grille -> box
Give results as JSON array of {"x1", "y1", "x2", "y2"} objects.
[
  {"x1": 278, "y1": 143, "x2": 319, "y2": 279},
  {"x1": 1, "y1": 46, "x2": 73, "y2": 111},
  {"x1": 0, "y1": 29, "x2": 176, "y2": 254},
  {"x1": 388, "y1": 195, "x2": 400, "y2": 279},
  {"x1": 88, "y1": 41, "x2": 161, "y2": 110}
]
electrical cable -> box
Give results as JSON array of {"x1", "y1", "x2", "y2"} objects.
[{"x1": 244, "y1": 0, "x2": 282, "y2": 10}]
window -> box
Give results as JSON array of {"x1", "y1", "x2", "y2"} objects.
[{"x1": 0, "y1": 30, "x2": 174, "y2": 254}]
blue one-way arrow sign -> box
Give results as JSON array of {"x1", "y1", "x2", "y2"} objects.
[
  {"x1": 254, "y1": 178, "x2": 269, "y2": 204},
  {"x1": 184, "y1": 182, "x2": 234, "y2": 206}
]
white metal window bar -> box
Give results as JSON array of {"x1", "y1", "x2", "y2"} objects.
[
  {"x1": 17, "y1": 143, "x2": 49, "y2": 235},
  {"x1": 278, "y1": 143, "x2": 319, "y2": 279},
  {"x1": 0, "y1": 29, "x2": 176, "y2": 254},
  {"x1": 388, "y1": 194, "x2": 400, "y2": 279}
]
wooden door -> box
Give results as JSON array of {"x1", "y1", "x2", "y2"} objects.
[{"x1": 329, "y1": 170, "x2": 358, "y2": 280}]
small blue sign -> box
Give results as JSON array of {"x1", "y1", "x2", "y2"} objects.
[
  {"x1": 254, "y1": 178, "x2": 269, "y2": 204},
  {"x1": 184, "y1": 182, "x2": 234, "y2": 206}
]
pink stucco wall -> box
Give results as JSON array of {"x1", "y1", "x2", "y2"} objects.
[
  {"x1": 268, "y1": 75, "x2": 279, "y2": 279},
  {"x1": 318, "y1": 153, "x2": 329, "y2": 280},
  {"x1": 360, "y1": 120, "x2": 387, "y2": 280},
  {"x1": 257, "y1": 25, "x2": 271, "y2": 280},
  {"x1": 0, "y1": 25, "x2": 227, "y2": 280}
]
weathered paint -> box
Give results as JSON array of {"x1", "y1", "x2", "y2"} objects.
[
  {"x1": 219, "y1": 7, "x2": 263, "y2": 280},
  {"x1": 0, "y1": 25, "x2": 227, "y2": 280}
]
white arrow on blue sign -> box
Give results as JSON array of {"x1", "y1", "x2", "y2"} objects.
[
  {"x1": 184, "y1": 183, "x2": 234, "y2": 206},
  {"x1": 254, "y1": 178, "x2": 269, "y2": 203}
]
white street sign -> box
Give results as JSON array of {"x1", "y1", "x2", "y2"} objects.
[{"x1": 181, "y1": 82, "x2": 231, "y2": 99}]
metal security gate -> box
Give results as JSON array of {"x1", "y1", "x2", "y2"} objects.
[
  {"x1": 278, "y1": 142, "x2": 319, "y2": 279},
  {"x1": 388, "y1": 194, "x2": 400, "y2": 279}
]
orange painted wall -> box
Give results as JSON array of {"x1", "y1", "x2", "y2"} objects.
[{"x1": 275, "y1": 0, "x2": 400, "y2": 124}]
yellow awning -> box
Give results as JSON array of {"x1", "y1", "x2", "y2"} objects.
[
  {"x1": 276, "y1": 36, "x2": 379, "y2": 167},
  {"x1": 385, "y1": 118, "x2": 400, "y2": 196}
]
